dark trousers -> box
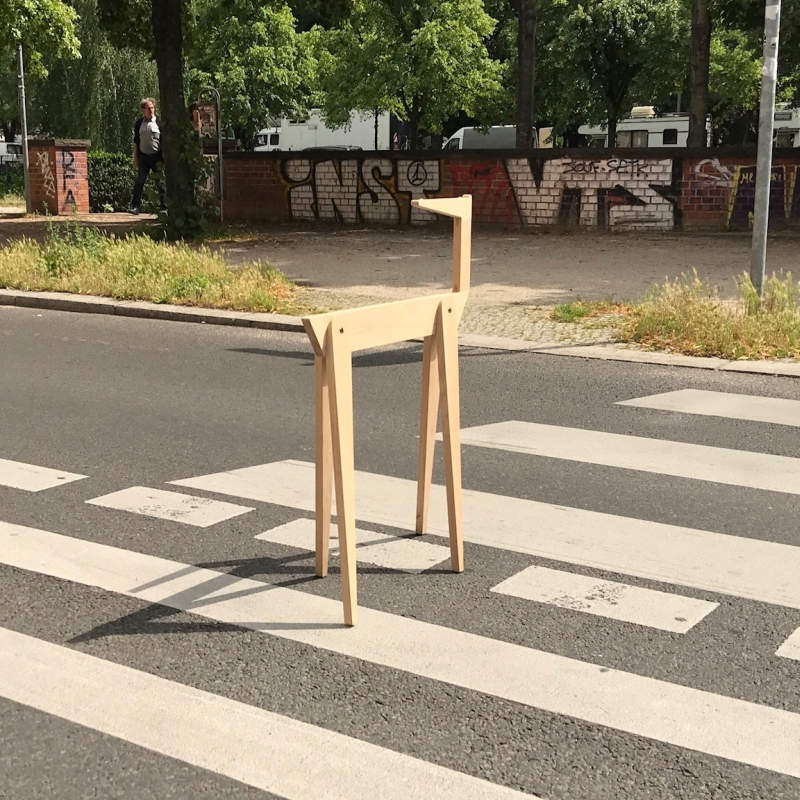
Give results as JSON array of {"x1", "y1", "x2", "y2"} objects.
[{"x1": 131, "y1": 152, "x2": 165, "y2": 209}]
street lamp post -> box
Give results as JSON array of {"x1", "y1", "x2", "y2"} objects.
[
  {"x1": 17, "y1": 44, "x2": 31, "y2": 213},
  {"x1": 750, "y1": 0, "x2": 782, "y2": 300}
]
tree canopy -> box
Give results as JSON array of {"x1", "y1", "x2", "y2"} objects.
[{"x1": 314, "y1": 0, "x2": 504, "y2": 147}]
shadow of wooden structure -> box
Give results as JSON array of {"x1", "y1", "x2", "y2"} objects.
[{"x1": 301, "y1": 195, "x2": 472, "y2": 625}]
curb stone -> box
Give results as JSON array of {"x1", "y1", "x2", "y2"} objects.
[{"x1": 2, "y1": 289, "x2": 799, "y2": 378}]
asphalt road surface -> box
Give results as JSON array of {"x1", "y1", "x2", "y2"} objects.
[{"x1": 1, "y1": 306, "x2": 799, "y2": 800}]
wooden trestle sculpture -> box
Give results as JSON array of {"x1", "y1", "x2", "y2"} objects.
[{"x1": 301, "y1": 194, "x2": 472, "y2": 625}]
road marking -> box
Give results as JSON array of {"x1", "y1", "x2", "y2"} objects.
[
  {"x1": 0, "y1": 457, "x2": 86, "y2": 492},
  {"x1": 776, "y1": 628, "x2": 800, "y2": 662},
  {"x1": 2, "y1": 521, "x2": 799, "y2": 779},
  {"x1": 449, "y1": 421, "x2": 800, "y2": 495},
  {"x1": 86, "y1": 486, "x2": 253, "y2": 527},
  {"x1": 0, "y1": 627, "x2": 532, "y2": 800},
  {"x1": 172, "y1": 460, "x2": 800, "y2": 610},
  {"x1": 255, "y1": 518, "x2": 450, "y2": 573},
  {"x1": 491, "y1": 565, "x2": 718, "y2": 633},
  {"x1": 617, "y1": 389, "x2": 800, "y2": 428}
]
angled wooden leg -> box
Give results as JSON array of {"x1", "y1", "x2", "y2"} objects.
[
  {"x1": 415, "y1": 334, "x2": 440, "y2": 534},
  {"x1": 436, "y1": 302, "x2": 464, "y2": 573},
  {"x1": 326, "y1": 328, "x2": 358, "y2": 626},
  {"x1": 314, "y1": 351, "x2": 333, "y2": 577}
]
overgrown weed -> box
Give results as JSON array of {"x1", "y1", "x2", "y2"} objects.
[
  {"x1": 0, "y1": 226, "x2": 302, "y2": 313},
  {"x1": 618, "y1": 269, "x2": 800, "y2": 359}
]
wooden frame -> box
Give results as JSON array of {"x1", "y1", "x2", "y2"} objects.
[{"x1": 302, "y1": 195, "x2": 472, "y2": 625}]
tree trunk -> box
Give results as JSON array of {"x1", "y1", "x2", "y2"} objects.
[
  {"x1": 607, "y1": 113, "x2": 617, "y2": 148},
  {"x1": 688, "y1": 0, "x2": 711, "y2": 148},
  {"x1": 151, "y1": 0, "x2": 196, "y2": 233},
  {"x1": 516, "y1": 0, "x2": 537, "y2": 149}
]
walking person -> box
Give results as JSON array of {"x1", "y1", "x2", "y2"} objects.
[{"x1": 130, "y1": 98, "x2": 165, "y2": 214}]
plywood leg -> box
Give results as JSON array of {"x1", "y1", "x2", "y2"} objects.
[
  {"x1": 436, "y1": 303, "x2": 464, "y2": 573},
  {"x1": 314, "y1": 353, "x2": 333, "y2": 578},
  {"x1": 327, "y1": 329, "x2": 358, "y2": 626},
  {"x1": 415, "y1": 335, "x2": 439, "y2": 534}
]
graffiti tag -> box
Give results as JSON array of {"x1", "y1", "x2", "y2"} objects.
[{"x1": 37, "y1": 152, "x2": 56, "y2": 199}]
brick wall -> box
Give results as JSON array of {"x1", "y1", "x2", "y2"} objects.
[
  {"x1": 28, "y1": 139, "x2": 90, "y2": 215},
  {"x1": 222, "y1": 149, "x2": 800, "y2": 232}
]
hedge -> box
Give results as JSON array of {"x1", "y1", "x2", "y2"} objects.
[
  {"x1": 0, "y1": 162, "x2": 24, "y2": 197},
  {"x1": 87, "y1": 151, "x2": 137, "y2": 212}
]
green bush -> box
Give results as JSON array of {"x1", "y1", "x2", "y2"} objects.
[
  {"x1": 0, "y1": 163, "x2": 24, "y2": 198},
  {"x1": 87, "y1": 151, "x2": 136, "y2": 212}
]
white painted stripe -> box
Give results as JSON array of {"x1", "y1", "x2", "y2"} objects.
[
  {"x1": 617, "y1": 389, "x2": 800, "y2": 428},
  {"x1": 86, "y1": 487, "x2": 252, "y2": 527},
  {"x1": 450, "y1": 421, "x2": 800, "y2": 495},
  {"x1": 0, "y1": 457, "x2": 86, "y2": 492},
  {"x1": 172, "y1": 460, "x2": 800, "y2": 610},
  {"x1": 776, "y1": 628, "x2": 800, "y2": 662},
  {"x1": 492, "y1": 566, "x2": 718, "y2": 633},
  {"x1": 0, "y1": 628, "x2": 532, "y2": 800},
  {"x1": 255, "y1": 518, "x2": 450, "y2": 573},
  {"x1": 1, "y1": 522, "x2": 799, "y2": 779}
]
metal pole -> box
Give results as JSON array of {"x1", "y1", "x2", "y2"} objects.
[
  {"x1": 17, "y1": 43, "x2": 31, "y2": 213},
  {"x1": 198, "y1": 86, "x2": 223, "y2": 222},
  {"x1": 750, "y1": 0, "x2": 781, "y2": 299}
]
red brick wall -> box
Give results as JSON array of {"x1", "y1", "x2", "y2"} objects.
[
  {"x1": 28, "y1": 140, "x2": 90, "y2": 215},
  {"x1": 221, "y1": 149, "x2": 800, "y2": 232}
]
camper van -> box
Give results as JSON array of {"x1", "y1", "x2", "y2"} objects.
[{"x1": 578, "y1": 107, "x2": 711, "y2": 148}]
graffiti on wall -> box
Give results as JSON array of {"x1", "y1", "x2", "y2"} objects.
[
  {"x1": 271, "y1": 154, "x2": 800, "y2": 230},
  {"x1": 281, "y1": 155, "x2": 679, "y2": 230},
  {"x1": 725, "y1": 164, "x2": 799, "y2": 228},
  {"x1": 60, "y1": 151, "x2": 78, "y2": 209},
  {"x1": 36, "y1": 151, "x2": 56, "y2": 199},
  {"x1": 282, "y1": 158, "x2": 441, "y2": 224}
]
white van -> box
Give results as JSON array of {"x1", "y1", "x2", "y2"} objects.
[
  {"x1": 0, "y1": 141, "x2": 23, "y2": 164},
  {"x1": 254, "y1": 127, "x2": 281, "y2": 151},
  {"x1": 774, "y1": 106, "x2": 800, "y2": 147},
  {"x1": 443, "y1": 125, "x2": 518, "y2": 151}
]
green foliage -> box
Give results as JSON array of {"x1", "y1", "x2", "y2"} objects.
[
  {"x1": 315, "y1": 0, "x2": 503, "y2": 146},
  {"x1": 0, "y1": 163, "x2": 24, "y2": 197},
  {"x1": 1, "y1": 0, "x2": 80, "y2": 76},
  {"x1": 87, "y1": 151, "x2": 136, "y2": 212},
  {"x1": 708, "y1": 28, "x2": 761, "y2": 137},
  {"x1": 185, "y1": 1, "x2": 314, "y2": 148},
  {"x1": 544, "y1": 0, "x2": 687, "y2": 138}
]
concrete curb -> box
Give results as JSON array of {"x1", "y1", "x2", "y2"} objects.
[{"x1": 2, "y1": 289, "x2": 799, "y2": 378}]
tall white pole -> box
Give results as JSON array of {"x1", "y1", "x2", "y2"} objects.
[
  {"x1": 750, "y1": 0, "x2": 781, "y2": 299},
  {"x1": 17, "y1": 43, "x2": 31, "y2": 213}
]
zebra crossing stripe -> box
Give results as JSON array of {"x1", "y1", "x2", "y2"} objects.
[
  {"x1": 255, "y1": 518, "x2": 450, "y2": 573},
  {"x1": 0, "y1": 627, "x2": 533, "y2": 799},
  {"x1": 776, "y1": 628, "x2": 800, "y2": 662},
  {"x1": 0, "y1": 457, "x2": 86, "y2": 492},
  {"x1": 86, "y1": 487, "x2": 253, "y2": 527},
  {"x1": 172, "y1": 460, "x2": 800, "y2": 610},
  {"x1": 449, "y1": 421, "x2": 800, "y2": 495},
  {"x1": 616, "y1": 389, "x2": 800, "y2": 427},
  {"x1": 491, "y1": 565, "x2": 719, "y2": 633},
  {"x1": 2, "y1": 520, "x2": 800, "y2": 779}
]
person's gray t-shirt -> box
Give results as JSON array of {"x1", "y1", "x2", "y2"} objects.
[{"x1": 139, "y1": 118, "x2": 161, "y2": 155}]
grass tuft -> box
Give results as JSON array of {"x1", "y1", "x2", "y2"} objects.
[
  {"x1": 618, "y1": 269, "x2": 800, "y2": 360},
  {"x1": 0, "y1": 221, "x2": 303, "y2": 314}
]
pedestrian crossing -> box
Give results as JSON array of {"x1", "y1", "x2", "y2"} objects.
[{"x1": 2, "y1": 385, "x2": 799, "y2": 798}]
